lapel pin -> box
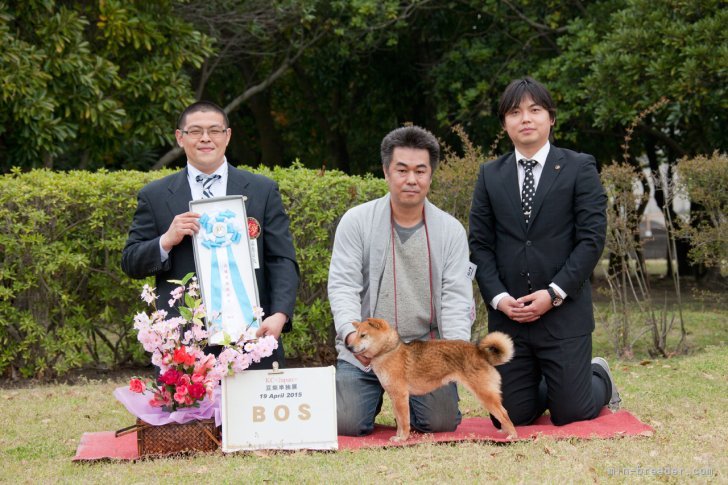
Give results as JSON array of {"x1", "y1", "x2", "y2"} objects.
[
  {"x1": 554, "y1": 164, "x2": 561, "y2": 170},
  {"x1": 243, "y1": 196, "x2": 248, "y2": 202}
]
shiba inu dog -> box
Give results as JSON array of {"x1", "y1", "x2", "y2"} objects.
[{"x1": 348, "y1": 318, "x2": 518, "y2": 441}]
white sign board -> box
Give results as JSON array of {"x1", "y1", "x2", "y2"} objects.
[
  {"x1": 221, "y1": 366, "x2": 338, "y2": 451},
  {"x1": 190, "y1": 196, "x2": 261, "y2": 345}
]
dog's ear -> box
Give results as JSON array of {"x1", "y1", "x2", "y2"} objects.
[
  {"x1": 367, "y1": 318, "x2": 386, "y2": 330},
  {"x1": 353, "y1": 321, "x2": 360, "y2": 330}
]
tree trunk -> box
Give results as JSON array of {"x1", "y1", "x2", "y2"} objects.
[
  {"x1": 246, "y1": 89, "x2": 284, "y2": 167},
  {"x1": 291, "y1": 63, "x2": 351, "y2": 173},
  {"x1": 42, "y1": 151, "x2": 53, "y2": 169}
]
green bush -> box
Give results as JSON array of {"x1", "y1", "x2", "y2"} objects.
[
  {"x1": 0, "y1": 165, "x2": 386, "y2": 377},
  {"x1": 257, "y1": 163, "x2": 386, "y2": 363},
  {"x1": 677, "y1": 151, "x2": 728, "y2": 270},
  {"x1": 429, "y1": 126, "x2": 491, "y2": 340}
]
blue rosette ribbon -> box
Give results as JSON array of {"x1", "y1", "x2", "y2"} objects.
[{"x1": 199, "y1": 210, "x2": 256, "y2": 337}]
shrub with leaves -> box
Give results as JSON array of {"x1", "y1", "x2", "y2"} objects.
[
  {"x1": 430, "y1": 125, "x2": 486, "y2": 231},
  {"x1": 0, "y1": 165, "x2": 386, "y2": 377},
  {"x1": 0, "y1": 169, "x2": 167, "y2": 377},
  {"x1": 257, "y1": 162, "x2": 387, "y2": 362},
  {"x1": 429, "y1": 125, "x2": 492, "y2": 339},
  {"x1": 676, "y1": 152, "x2": 728, "y2": 270}
]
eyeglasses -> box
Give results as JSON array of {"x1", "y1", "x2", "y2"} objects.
[{"x1": 180, "y1": 127, "x2": 228, "y2": 139}]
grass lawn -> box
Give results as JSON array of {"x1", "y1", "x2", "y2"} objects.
[
  {"x1": 1, "y1": 347, "x2": 725, "y2": 483},
  {"x1": 1, "y1": 304, "x2": 726, "y2": 482}
]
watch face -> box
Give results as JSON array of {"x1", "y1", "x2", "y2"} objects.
[{"x1": 548, "y1": 288, "x2": 563, "y2": 306}]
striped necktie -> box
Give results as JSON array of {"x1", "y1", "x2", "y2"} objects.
[{"x1": 195, "y1": 174, "x2": 221, "y2": 198}]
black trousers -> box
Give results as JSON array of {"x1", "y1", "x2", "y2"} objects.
[{"x1": 492, "y1": 322, "x2": 610, "y2": 427}]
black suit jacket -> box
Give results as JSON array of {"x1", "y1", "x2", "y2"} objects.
[
  {"x1": 121, "y1": 165, "x2": 299, "y2": 332},
  {"x1": 469, "y1": 146, "x2": 606, "y2": 339}
]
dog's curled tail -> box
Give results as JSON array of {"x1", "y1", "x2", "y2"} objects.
[{"x1": 477, "y1": 331, "x2": 514, "y2": 366}]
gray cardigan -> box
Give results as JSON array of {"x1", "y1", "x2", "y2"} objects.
[{"x1": 328, "y1": 194, "x2": 473, "y2": 370}]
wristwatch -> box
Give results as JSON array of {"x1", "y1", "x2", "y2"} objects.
[{"x1": 547, "y1": 287, "x2": 564, "y2": 307}]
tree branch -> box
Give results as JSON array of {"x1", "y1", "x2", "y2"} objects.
[
  {"x1": 154, "y1": 30, "x2": 325, "y2": 170},
  {"x1": 502, "y1": 0, "x2": 569, "y2": 34},
  {"x1": 636, "y1": 125, "x2": 687, "y2": 159}
]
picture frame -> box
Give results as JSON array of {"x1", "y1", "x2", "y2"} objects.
[{"x1": 190, "y1": 195, "x2": 261, "y2": 345}]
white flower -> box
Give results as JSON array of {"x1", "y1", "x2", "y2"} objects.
[
  {"x1": 169, "y1": 285, "x2": 185, "y2": 304},
  {"x1": 188, "y1": 277, "x2": 199, "y2": 297},
  {"x1": 151, "y1": 309, "x2": 167, "y2": 322},
  {"x1": 133, "y1": 312, "x2": 151, "y2": 330},
  {"x1": 140, "y1": 284, "x2": 157, "y2": 305},
  {"x1": 252, "y1": 306, "x2": 265, "y2": 320}
]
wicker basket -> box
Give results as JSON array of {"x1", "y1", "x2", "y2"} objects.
[{"x1": 116, "y1": 418, "x2": 220, "y2": 457}]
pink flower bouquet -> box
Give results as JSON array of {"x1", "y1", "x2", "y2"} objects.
[{"x1": 125, "y1": 273, "x2": 277, "y2": 414}]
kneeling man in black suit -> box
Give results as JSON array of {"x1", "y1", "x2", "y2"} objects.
[{"x1": 469, "y1": 77, "x2": 621, "y2": 426}]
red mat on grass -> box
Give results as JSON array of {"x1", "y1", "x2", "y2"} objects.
[
  {"x1": 73, "y1": 408, "x2": 652, "y2": 461},
  {"x1": 339, "y1": 409, "x2": 652, "y2": 449}
]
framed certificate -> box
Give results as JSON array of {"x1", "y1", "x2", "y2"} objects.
[{"x1": 190, "y1": 196, "x2": 261, "y2": 345}]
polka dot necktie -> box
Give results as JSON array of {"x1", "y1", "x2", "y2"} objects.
[
  {"x1": 196, "y1": 174, "x2": 221, "y2": 198},
  {"x1": 520, "y1": 159, "x2": 537, "y2": 223}
]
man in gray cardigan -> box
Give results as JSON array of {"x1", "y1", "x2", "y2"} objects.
[{"x1": 328, "y1": 126, "x2": 474, "y2": 436}]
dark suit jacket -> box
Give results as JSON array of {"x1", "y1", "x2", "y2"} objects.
[
  {"x1": 121, "y1": 165, "x2": 299, "y2": 332},
  {"x1": 469, "y1": 146, "x2": 606, "y2": 339}
]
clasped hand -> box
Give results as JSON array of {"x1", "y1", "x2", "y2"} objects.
[{"x1": 498, "y1": 289, "x2": 553, "y2": 323}]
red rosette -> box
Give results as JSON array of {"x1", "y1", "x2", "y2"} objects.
[{"x1": 247, "y1": 217, "x2": 261, "y2": 239}]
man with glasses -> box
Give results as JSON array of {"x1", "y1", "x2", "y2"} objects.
[{"x1": 122, "y1": 101, "x2": 299, "y2": 368}]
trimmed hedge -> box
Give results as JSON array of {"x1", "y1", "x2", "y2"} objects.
[{"x1": 0, "y1": 164, "x2": 386, "y2": 377}]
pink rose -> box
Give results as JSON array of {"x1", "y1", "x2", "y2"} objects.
[
  {"x1": 129, "y1": 378, "x2": 145, "y2": 393},
  {"x1": 194, "y1": 354, "x2": 215, "y2": 374},
  {"x1": 174, "y1": 384, "x2": 189, "y2": 404}
]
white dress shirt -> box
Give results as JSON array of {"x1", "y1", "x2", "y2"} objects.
[
  {"x1": 490, "y1": 142, "x2": 566, "y2": 310},
  {"x1": 159, "y1": 160, "x2": 229, "y2": 262}
]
